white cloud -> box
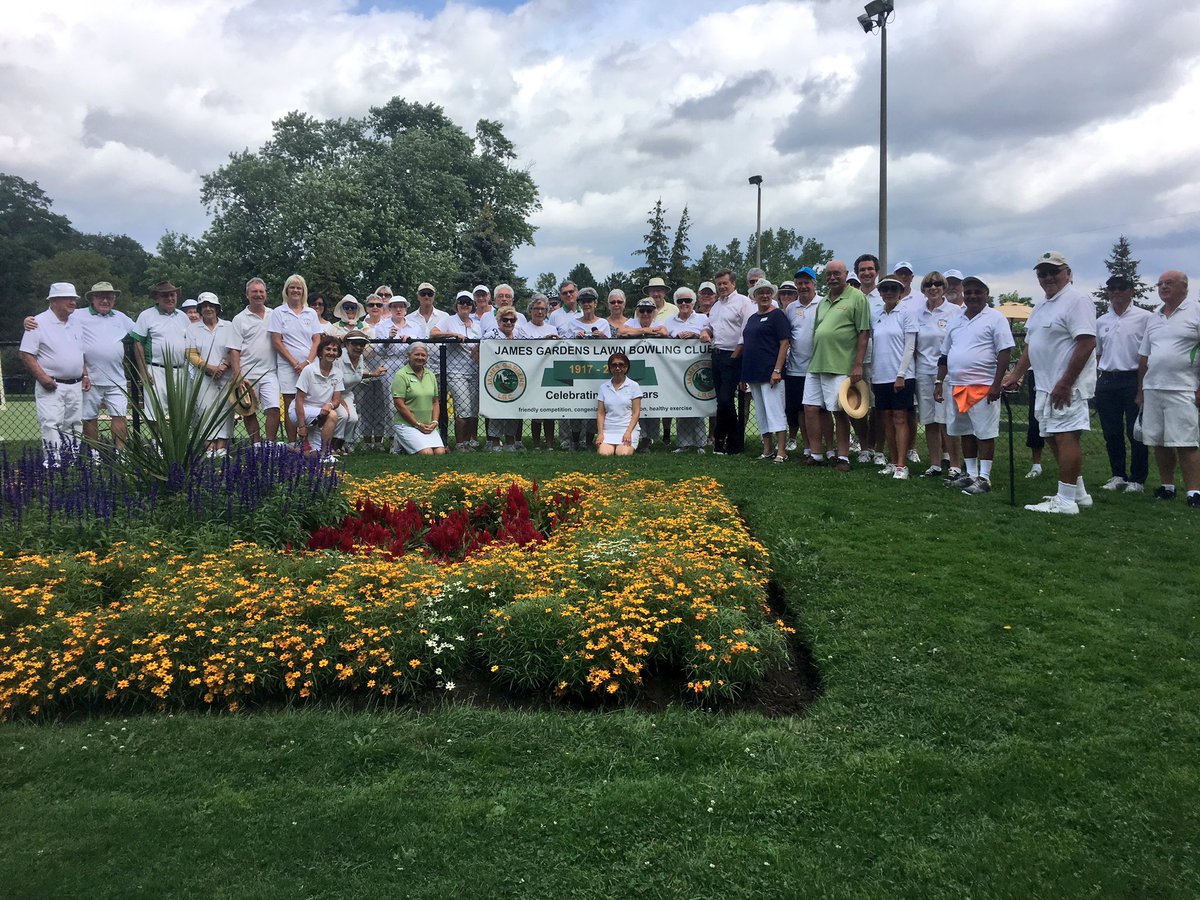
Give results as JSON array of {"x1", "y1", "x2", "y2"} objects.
[{"x1": 2, "y1": 0, "x2": 1199, "y2": 296}]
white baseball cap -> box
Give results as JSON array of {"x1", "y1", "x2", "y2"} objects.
[{"x1": 944, "y1": 269, "x2": 964, "y2": 281}]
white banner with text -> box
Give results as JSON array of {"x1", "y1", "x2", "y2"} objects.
[{"x1": 477, "y1": 339, "x2": 716, "y2": 419}]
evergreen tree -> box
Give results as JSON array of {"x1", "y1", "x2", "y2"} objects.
[
  {"x1": 1094, "y1": 235, "x2": 1151, "y2": 305},
  {"x1": 535, "y1": 272, "x2": 557, "y2": 295},
  {"x1": 567, "y1": 262, "x2": 597, "y2": 290},
  {"x1": 632, "y1": 199, "x2": 671, "y2": 287},
  {"x1": 454, "y1": 204, "x2": 519, "y2": 293},
  {"x1": 668, "y1": 206, "x2": 692, "y2": 287}
]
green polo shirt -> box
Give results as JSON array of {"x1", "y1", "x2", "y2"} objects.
[
  {"x1": 391, "y1": 364, "x2": 438, "y2": 425},
  {"x1": 808, "y1": 286, "x2": 872, "y2": 375}
]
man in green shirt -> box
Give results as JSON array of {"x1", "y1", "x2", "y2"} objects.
[{"x1": 802, "y1": 259, "x2": 871, "y2": 470}]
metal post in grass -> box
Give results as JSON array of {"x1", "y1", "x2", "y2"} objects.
[
  {"x1": 437, "y1": 338, "x2": 450, "y2": 445},
  {"x1": 1003, "y1": 392, "x2": 1015, "y2": 506}
]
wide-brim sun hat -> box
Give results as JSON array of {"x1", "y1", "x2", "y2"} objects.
[
  {"x1": 336, "y1": 295, "x2": 365, "y2": 322},
  {"x1": 86, "y1": 281, "x2": 120, "y2": 301},
  {"x1": 229, "y1": 379, "x2": 260, "y2": 416},
  {"x1": 838, "y1": 377, "x2": 871, "y2": 419}
]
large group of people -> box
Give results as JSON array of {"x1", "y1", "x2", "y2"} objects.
[{"x1": 17, "y1": 253, "x2": 1199, "y2": 513}]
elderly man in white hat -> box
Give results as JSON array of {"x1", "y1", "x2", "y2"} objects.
[
  {"x1": 411, "y1": 282, "x2": 447, "y2": 336},
  {"x1": 645, "y1": 276, "x2": 677, "y2": 323},
  {"x1": 23, "y1": 280, "x2": 136, "y2": 452},
  {"x1": 131, "y1": 280, "x2": 191, "y2": 422},
  {"x1": 20, "y1": 283, "x2": 87, "y2": 463},
  {"x1": 228, "y1": 277, "x2": 281, "y2": 445},
  {"x1": 1003, "y1": 251, "x2": 1099, "y2": 514}
]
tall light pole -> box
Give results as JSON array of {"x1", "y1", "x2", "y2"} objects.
[
  {"x1": 748, "y1": 175, "x2": 763, "y2": 271},
  {"x1": 858, "y1": 0, "x2": 893, "y2": 273}
]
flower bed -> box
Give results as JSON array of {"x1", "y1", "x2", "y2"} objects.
[{"x1": 0, "y1": 473, "x2": 792, "y2": 719}]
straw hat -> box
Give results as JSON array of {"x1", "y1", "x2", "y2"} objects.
[
  {"x1": 838, "y1": 377, "x2": 871, "y2": 419},
  {"x1": 229, "y1": 379, "x2": 260, "y2": 416}
]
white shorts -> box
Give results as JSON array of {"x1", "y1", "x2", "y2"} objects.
[
  {"x1": 335, "y1": 396, "x2": 359, "y2": 439},
  {"x1": 34, "y1": 381, "x2": 83, "y2": 449},
  {"x1": 395, "y1": 421, "x2": 444, "y2": 453},
  {"x1": 247, "y1": 371, "x2": 281, "y2": 414},
  {"x1": 1141, "y1": 389, "x2": 1200, "y2": 448},
  {"x1": 915, "y1": 373, "x2": 947, "y2": 425},
  {"x1": 82, "y1": 383, "x2": 129, "y2": 419},
  {"x1": 945, "y1": 390, "x2": 1002, "y2": 440},
  {"x1": 749, "y1": 382, "x2": 787, "y2": 434},
  {"x1": 1036, "y1": 390, "x2": 1091, "y2": 436},
  {"x1": 802, "y1": 373, "x2": 843, "y2": 412}
]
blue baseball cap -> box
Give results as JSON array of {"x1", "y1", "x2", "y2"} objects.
[{"x1": 793, "y1": 266, "x2": 817, "y2": 281}]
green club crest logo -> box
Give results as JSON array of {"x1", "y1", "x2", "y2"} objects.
[
  {"x1": 684, "y1": 360, "x2": 715, "y2": 401},
  {"x1": 484, "y1": 361, "x2": 526, "y2": 403}
]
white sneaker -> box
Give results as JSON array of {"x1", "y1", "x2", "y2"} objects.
[
  {"x1": 1124, "y1": 482, "x2": 1145, "y2": 493},
  {"x1": 879, "y1": 463, "x2": 896, "y2": 476},
  {"x1": 695, "y1": 448, "x2": 706, "y2": 455},
  {"x1": 893, "y1": 466, "x2": 909, "y2": 480},
  {"x1": 1076, "y1": 491, "x2": 1093, "y2": 508},
  {"x1": 513, "y1": 441, "x2": 526, "y2": 451},
  {"x1": 857, "y1": 450, "x2": 873, "y2": 464},
  {"x1": 849, "y1": 437, "x2": 861, "y2": 452},
  {"x1": 1025, "y1": 465, "x2": 1043, "y2": 479},
  {"x1": 785, "y1": 439, "x2": 797, "y2": 452},
  {"x1": 1101, "y1": 476, "x2": 1127, "y2": 491},
  {"x1": 1025, "y1": 496, "x2": 1080, "y2": 515},
  {"x1": 319, "y1": 455, "x2": 337, "y2": 464},
  {"x1": 907, "y1": 449, "x2": 921, "y2": 464},
  {"x1": 872, "y1": 451, "x2": 887, "y2": 465}
]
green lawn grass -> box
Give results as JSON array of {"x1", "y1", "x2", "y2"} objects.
[{"x1": 1, "y1": 446, "x2": 1197, "y2": 898}]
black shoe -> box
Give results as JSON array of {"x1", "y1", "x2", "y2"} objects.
[
  {"x1": 1188, "y1": 494, "x2": 1200, "y2": 509},
  {"x1": 1153, "y1": 486, "x2": 1177, "y2": 500}
]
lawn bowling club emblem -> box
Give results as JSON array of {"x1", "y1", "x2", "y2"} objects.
[
  {"x1": 684, "y1": 359, "x2": 716, "y2": 402},
  {"x1": 485, "y1": 360, "x2": 526, "y2": 403}
]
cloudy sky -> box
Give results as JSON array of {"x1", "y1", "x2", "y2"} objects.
[{"x1": 4, "y1": 0, "x2": 1199, "y2": 297}]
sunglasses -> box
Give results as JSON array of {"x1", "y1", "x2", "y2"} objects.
[
  {"x1": 366, "y1": 302, "x2": 384, "y2": 308},
  {"x1": 924, "y1": 281, "x2": 945, "y2": 288},
  {"x1": 609, "y1": 362, "x2": 628, "y2": 369},
  {"x1": 879, "y1": 285, "x2": 903, "y2": 293},
  {"x1": 418, "y1": 290, "x2": 434, "y2": 297},
  {"x1": 1036, "y1": 268, "x2": 1063, "y2": 279},
  {"x1": 963, "y1": 289, "x2": 988, "y2": 297}
]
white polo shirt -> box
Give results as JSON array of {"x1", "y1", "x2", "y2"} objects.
[
  {"x1": 132, "y1": 306, "x2": 190, "y2": 365},
  {"x1": 478, "y1": 309, "x2": 526, "y2": 333},
  {"x1": 74, "y1": 306, "x2": 135, "y2": 385},
  {"x1": 1097, "y1": 303, "x2": 1152, "y2": 372},
  {"x1": 871, "y1": 304, "x2": 919, "y2": 382},
  {"x1": 186, "y1": 319, "x2": 234, "y2": 368},
  {"x1": 20, "y1": 309, "x2": 84, "y2": 378},
  {"x1": 267, "y1": 304, "x2": 321, "y2": 365},
  {"x1": 337, "y1": 353, "x2": 366, "y2": 393},
  {"x1": 941, "y1": 306, "x2": 1015, "y2": 386},
  {"x1": 435, "y1": 314, "x2": 481, "y2": 369},
  {"x1": 548, "y1": 306, "x2": 579, "y2": 329},
  {"x1": 598, "y1": 378, "x2": 643, "y2": 431},
  {"x1": 862, "y1": 289, "x2": 884, "y2": 365},
  {"x1": 913, "y1": 300, "x2": 962, "y2": 376},
  {"x1": 411, "y1": 308, "x2": 448, "y2": 338},
  {"x1": 1139, "y1": 298, "x2": 1200, "y2": 392},
  {"x1": 1026, "y1": 284, "x2": 1098, "y2": 398},
  {"x1": 558, "y1": 318, "x2": 612, "y2": 339},
  {"x1": 229, "y1": 306, "x2": 276, "y2": 378},
  {"x1": 704, "y1": 292, "x2": 755, "y2": 350},
  {"x1": 516, "y1": 321, "x2": 559, "y2": 339},
  {"x1": 663, "y1": 312, "x2": 709, "y2": 338},
  {"x1": 295, "y1": 361, "x2": 345, "y2": 407}
]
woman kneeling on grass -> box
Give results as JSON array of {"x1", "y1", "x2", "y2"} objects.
[
  {"x1": 392, "y1": 342, "x2": 446, "y2": 456},
  {"x1": 596, "y1": 352, "x2": 642, "y2": 457},
  {"x1": 295, "y1": 335, "x2": 344, "y2": 463}
]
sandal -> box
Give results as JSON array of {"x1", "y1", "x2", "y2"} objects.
[
  {"x1": 757, "y1": 453, "x2": 773, "y2": 460},
  {"x1": 774, "y1": 455, "x2": 787, "y2": 464}
]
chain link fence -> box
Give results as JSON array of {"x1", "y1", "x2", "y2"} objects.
[{"x1": 1, "y1": 332, "x2": 1123, "y2": 474}]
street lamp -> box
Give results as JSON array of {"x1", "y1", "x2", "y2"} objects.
[
  {"x1": 858, "y1": 0, "x2": 893, "y2": 273},
  {"x1": 748, "y1": 175, "x2": 763, "y2": 271}
]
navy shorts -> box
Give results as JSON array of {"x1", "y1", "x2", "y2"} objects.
[{"x1": 872, "y1": 379, "x2": 916, "y2": 411}]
